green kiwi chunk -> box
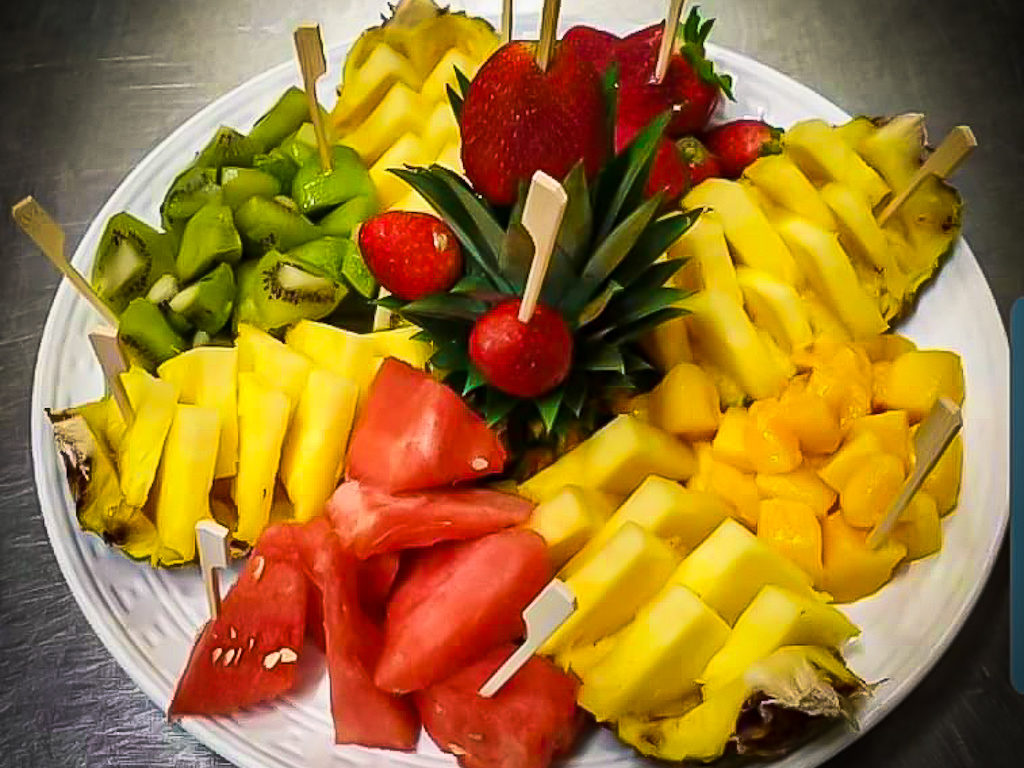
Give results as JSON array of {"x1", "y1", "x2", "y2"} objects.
[
  {"x1": 231, "y1": 259, "x2": 261, "y2": 332},
  {"x1": 249, "y1": 250, "x2": 347, "y2": 331},
  {"x1": 117, "y1": 298, "x2": 188, "y2": 371},
  {"x1": 319, "y1": 194, "x2": 379, "y2": 238},
  {"x1": 145, "y1": 273, "x2": 179, "y2": 305},
  {"x1": 234, "y1": 196, "x2": 320, "y2": 257},
  {"x1": 161, "y1": 166, "x2": 222, "y2": 238},
  {"x1": 287, "y1": 237, "x2": 377, "y2": 298},
  {"x1": 253, "y1": 149, "x2": 299, "y2": 190},
  {"x1": 279, "y1": 126, "x2": 319, "y2": 167},
  {"x1": 168, "y1": 262, "x2": 235, "y2": 334},
  {"x1": 220, "y1": 167, "x2": 281, "y2": 209},
  {"x1": 247, "y1": 87, "x2": 314, "y2": 153},
  {"x1": 92, "y1": 212, "x2": 175, "y2": 313},
  {"x1": 176, "y1": 201, "x2": 242, "y2": 282},
  {"x1": 194, "y1": 126, "x2": 259, "y2": 169},
  {"x1": 291, "y1": 146, "x2": 376, "y2": 216}
]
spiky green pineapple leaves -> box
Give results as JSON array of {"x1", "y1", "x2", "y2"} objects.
[{"x1": 680, "y1": 7, "x2": 734, "y2": 99}]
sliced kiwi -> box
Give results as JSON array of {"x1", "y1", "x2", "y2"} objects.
[
  {"x1": 253, "y1": 149, "x2": 299, "y2": 190},
  {"x1": 250, "y1": 250, "x2": 347, "y2": 331},
  {"x1": 194, "y1": 126, "x2": 258, "y2": 169},
  {"x1": 279, "y1": 127, "x2": 319, "y2": 167},
  {"x1": 247, "y1": 87, "x2": 315, "y2": 153},
  {"x1": 234, "y1": 196, "x2": 320, "y2": 257},
  {"x1": 117, "y1": 298, "x2": 188, "y2": 371},
  {"x1": 220, "y1": 167, "x2": 281, "y2": 209},
  {"x1": 287, "y1": 236, "x2": 377, "y2": 298},
  {"x1": 168, "y1": 262, "x2": 235, "y2": 334},
  {"x1": 291, "y1": 146, "x2": 376, "y2": 216},
  {"x1": 176, "y1": 201, "x2": 242, "y2": 282},
  {"x1": 319, "y1": 194, "x2": 379, "y2": 238},
  {"x1": 145, "y1": 273, "x2": 179, "y2": 305},
  {"x1": 92, "y1": 212, "x2": 175, "y2": 313},
  {"x1": 232, "y1": 258, "x2": 261, "y2": 332},
  {"x1": 160, "y1": 166, "x2": 222, "y2": 239}
]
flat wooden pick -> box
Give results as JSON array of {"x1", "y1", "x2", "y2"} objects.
[
  {"x1": 501, "y1": 0, "x2": 513, "y2": 44},
  {"x1": 877, "y1": 125, "x2": 977, "y2": 226},
  {"x1": 12, "y1": 196, "x2": 119, "y2": 326},
  {"x1": 654, "y1": 0, "x2": 686, "y2": 83},
  {"x1": 517, "y1": 171, "x2": 569, "y2": 323},
  {"x1": 866, "y1": 397, "x2": 963, "y2": 549},
  {"x1": 478, "y1": 579, "x2": 576, "y2": 697},
  {"x1": 293, "y1": 24, "x2": 333, "y2": 172},
  {"x1": 196, "y1": 520, "x2": 231, "y2": 620},
  {"x1": 88, "y1": 327, "x2": 134, "y2": 423},
  {"x1": 536, "y1": 0, "x2": 562, "y2": 72}
]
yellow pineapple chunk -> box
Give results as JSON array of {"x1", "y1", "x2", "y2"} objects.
[
  {"x1": 235, "y1": 373, "x2": 291, "y2": 544},
  {"x1": 915, "y1": 430, "x2": 963, "y2": 515},
  {"x1": 743, "y1": 154, "x2": 837, "y2": 231},
  {"x1": 783, "y1": 119, "x2": 890, "y2": 206},
  {"x1": 818, "y1": 431, "x2": 884, "y2": 492},
  {"x1": 580, "y1": 585, "x2": 730, "y2": 720},
  {"x1": 370, "y1": 132, "x2": 437, "y2": 209},
  {"x1": 419, "y1": 48, "x2": 480, "y2": 105},
  {"x1": 519, "y1": 415, "x2": 696, "y2": 502},
  {"x1": 670, "y1": 519, "x2": 817, "y2": 624},
  {"x1": 683, "y1": 179, "x2": 800, "y2": 284},
  {"x1": 756, "y1": 499, "x2": 824, "y2": 583},
  {"x1": 541, "y1": 522, "x2": 678, "y2": 655},
  {"x1": 802, "y1": 293, "x2": 853, "y2": 343},
  {"x1": 669, "y1": 213, "x2": 742, "y2": 303},
  {"x1": 893, "y1": 491, "x2": 942, "y2": 559},
  {"x1": 364, "y1": 325, "x2": 433, "y2": 368},
  {"x1": 116, "y1": 370, "x2": 176, "y2": 508},
  {"x1": 286, "y1": 320, "x2": 380, "y2": 403},
  {"x1": 777, "y1": 217, "x2": 887, "y2": 338},
  {"x1": 420, "y1": 100, "x2": 460, "y2": 158},
  {"x1": 390, "y1": 188, "x2": 436, "y2": 213},
  {"x1": 555, "y1": 632, "x2": 620, "y2": 678},
  {"x1": 712, "y1": 406, "x2": 754, "y2": 473},
  {"x1": 847, "y1": 410, "x2": 911, "y2": 468},
  {"x1": 561, "y1": 476, "x2": 732, "y2": 578},
  {"x1": 434, "y1": 141, "x2": 464, "y2": 173},
  {"x1": 735, "y1": 266, "x2": 813, "y2": 353},
  {"x1": 821, "y1": 512, "x2": 906, "y2": 602},
  {"x1": 874, "y1": 350, "x2": 965, "y2": 421},
  {"x1": 341, "y1": 83, "x2": 424, "y2": 165},
  {"x1": 648, "y1": 362, "x2": 721, "y2": 440},
  {"x1": 699, "y1": 584, "x2": 857, "y2": 689},
  {"x1": 527, "y1": 486, "x2": 616, "y2": 568},
  {"x1": 682, "y1": 291, "x2": 790, "y2": 400},
  {"x1": 819, "y1": 182, "x2": 894, "y2": 274},
  {"x1": 236, "y1": 324, "x2": 311, "y2": 419},
  {"x1": 755, "y1": 466, "x2": 837, "y2": 519},
  {"x1": 640, "y1": 314, "x2": 693, "y2": 372},
  {"x1": 855, "y1": 113, "x2": 925, "y2": 191},
  {"x1": 835, "y1": 116, "x2": 877, "y2": 150}
]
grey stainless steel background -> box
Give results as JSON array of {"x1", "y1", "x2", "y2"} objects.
[{"x1": 1, "y1": 0, "x2": 1022, "y2": 765}]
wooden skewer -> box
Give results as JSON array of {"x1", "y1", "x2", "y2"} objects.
[
  {"x1": 653, "y1": 0, "x2": 686, "y2": 84},
  {"x1": 866, "y1": 398, "x2": 963, "y2": 549},
  {"x1": 479, "y1": 579, "x2": 575, "y2": 697},
  {"x1": 535, "y1": 0, "x2": 561, "y2": 72},
  {"x1": 293, "y1": 24, "x2": 333, "y2": 173},
  {"x1": 88, "y1": 327, "x2": 134, "y2": 423},
  {"x1": 877, "y1": 126, "x2": 976, "y2": 226},
  {"x1": 12, "y1": 196, "x2": 119, "y2": 326},
  {"x1": 518, "y1": 171, "x2": 569, "y2": 324},
  {"x1": 196, "y1": 520, "x2": 231, "y2": 620},
  {"x1": 501, "y1": 0, "x2": 513, "y2": 44}
]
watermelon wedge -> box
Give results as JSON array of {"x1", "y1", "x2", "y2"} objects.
[
  {"x1": 168, "y1": 550, "x2": 308, "y2": 716},
  {"x1": 327, "y1": 481, "x2": 534, "y2": 558},
  {"x1": 375, "y1": 528, "x2": 551, "y2": 693},
  {"x1": 346, "y1": 359, "x2": 507, "y2": 492},
  {"x1": 358, "y1": 552, "x2": 401, "y2": 618},
  {"x1": 416, "y1": 644, "x2": 582, "y2": 768}
]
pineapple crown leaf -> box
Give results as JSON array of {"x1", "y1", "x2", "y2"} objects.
[
  {"x1": 679, "y1": 7, "x2": 735, "y2": 101},
  {"x1": 453, "y1": 66, "x2": 472, "y2": 99},
  {"x1": 600, "y1": 63, "x2": 621, "y2": 157},
  {"x1": 535, "y1": 387, "x2": 565, "y2": 433},
  {"x1": 610, "y1": 211, "x2": 699, "y2": 288},
  {"x1": 446, "y1": 83, "x2": 463, "y2": 122}
]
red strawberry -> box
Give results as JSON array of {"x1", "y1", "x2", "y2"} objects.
[
  {"x1": 460, "y1": 42, "x2": 608, "y2": 206},
  {"x1": 702, "y1": 119, "x2": 783, "y2": 179},
  {"x1": 561, "y1": 25, "x2": 619, "y2": 74},
  {"x1": 676, "y1": 135, "x2": 723, "y2": 186},
  {"x1": 646, "y1": 138, "x2": 690, "y2": 206},
  {"x1": 358, "y1": 212, "x2": 463, "y2": 301},
  {"x1": 469, "y1": 300, "x2": 573, "y2": 398}
]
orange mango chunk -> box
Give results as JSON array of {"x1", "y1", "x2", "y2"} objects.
[
  {"x1": 649, "y1": 363, "x2": 722, "y2": 441},
  {"x1": 839, "y1": 452, "x2": 904, "y2": 529},
  {"x1": 744, "y1": 399, "x2": 802, "y2": 475},
  {"x1": 757, "y1": 498, "x2": 824, "y2": 584},
  {"x1": 776, "y1": 381, "x2": 842, "y2": 454},
  {"x1": 712, "y1": 407, "x2": 754, "y2": 473},
  {"x1": 817, "y1": 431, "x2": 883, "y2": 493},
  {"x1": 821, "y1": 512, "x2": 906, "y2": 602},
  {"x1": 893, "y1": 491, "x2": 942, "y2": 560},
  {"x1": 874, "y1": 350, "x2": 964, "y2": 421},
  {"x1": 854, "y1": 333, "x2": 916, "y2": 363},
  {"x1": 755, "y1": 466, "x2": 837, "y2": 518},
  {"x1": 847, "y1": 410, "x2": 910, "y2": 468},
  {"x1": 916, "y1": 431, "x2": 963, "y2": 515}
]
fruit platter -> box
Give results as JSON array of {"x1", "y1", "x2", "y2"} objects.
[{"x1": 26, "y1": 1, "x2": 1008, "y2": 767}]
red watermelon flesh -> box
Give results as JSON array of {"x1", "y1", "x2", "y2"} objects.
[
  {"x1": 346, "y1": 358, "x2": 507, "y2": 493},
  {"x1": 415, "y1": 644, "x2": 582, "y2": 768},
  {"x1": 328, "y1": 480, "x2": 534, "y2": 559},
  {"x1": 358, "y1": 552, "x2": 401, "y2": 619},
  {"x1": 168, "y1": 552, "x2": 308, "y2": 717},
  {"x1": 375, "y1": 529, "x2": 551, "y2": 694}
]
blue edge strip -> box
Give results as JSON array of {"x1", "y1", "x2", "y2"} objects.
[{"x1": 1012, "y1": 299, "x2": 1024, "y2": 693}]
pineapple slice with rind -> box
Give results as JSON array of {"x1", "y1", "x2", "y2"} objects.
[
  {"x1": 669, "y1": 212, "x2": 742, "y2": 303},
  {"x1": 341, "y1": 83, "x2": 425, "y2": 166},
  {"x1": 736, "y1": 266, "x2": 813, "y2": 353},
  {"x1": 333, "y1": 43, "x2": 424, "y2": 129},
  {"x1": 783, "y1": 119, "x2": 890, "y2": 206},
  {"x1": 743, "y1": 154, "x2": 837, "y2": 232}
]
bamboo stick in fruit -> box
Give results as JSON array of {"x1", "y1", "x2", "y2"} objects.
[
  {"x1": 195, "y1": 520, "x2": 229, "y2": 619},
  {"x1": 88, "y1": 327, "x2": 134, "y2": 423},
  {"x1": 501, "y1": 0, "x2": 513, "y2": 44},
  {"x1": 518, "y1": 171, "x2": 569, "y2": 323},
  {"x1": 653, "y1": 0, "x2": 686, "y2": 83},
  {"x1": 293, "y1": 24, "x2": 333, "y2": 172}
]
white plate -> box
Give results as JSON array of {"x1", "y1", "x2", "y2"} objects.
[{"x1": 30, "y1": 20, "x2": 1009, "y2": 768}]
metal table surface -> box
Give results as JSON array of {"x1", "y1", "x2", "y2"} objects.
[{"x1": 1, "y1": 0, "x2": 1022, "y2": 765}]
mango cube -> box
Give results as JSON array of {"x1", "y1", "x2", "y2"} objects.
[
  {"x1": 744, "y1": 398, "x2": 802, "y2": 475},
  {"x1": 528, "y1": 485, "x2": 615, "y2": 568},
  {"x1": 670, "y1": 519, "x2": 817, "y2": 624},
  {"x1": 917, "y1": 431, "x2": 963, "y2": 514},
  {"x1": 805, "y1": 343, "x2": 873, "y2": 429},
  {"x1": 821, "y1": 512, "x2": 907, "y2": 602},
  {"x1": 712, "y1": 407, "x2": 754, "y2": 472},
  {"x1": 648, "y1": 363, "x2": 721, "y2": 440},
  {"x1": 519, "y1": 415, "x2": 697, "y2": 502},
  {"x1": 579, "y1": 585, "x2": 730, "y2": 720},
  {"x1": 874, "y1": 350, "x2": 965, "y2": 421},
  {"x1": 854, "y1": 333, "x2": 917, "y2": 363},
  {"x1": 847, "y1": 410, "x2": 910, "y2": 468},
  {"x1": 702, "y1": 459, "x2": 762, "y2": 529},
  {"x1": 893, "y1": 492, "x2": 942, "y2": 560},
  {"x1": 817, "y1": 431, "x2": 884, "y2": 493},
  {"x1": 541, "y1": 522, "x2": 678, "y2": 655},
  {"x1": 755, "y1": 466, "x2": 837, "y2": 519},
  {"x1": 756, "y1": 499, "x2": 824, "y2": 584},
  {"x1": 840, "y1": 452, "x2": 904, "y2": 529},
  {"x1": 699, "y1": 584, "x2": 858, "y2": 690}
]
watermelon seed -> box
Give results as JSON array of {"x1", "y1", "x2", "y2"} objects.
[
  {"x1": 448, "y1": 744, "x2": 466, "y2": 756},
  {"x1": 233, "y1": 648, "x2": 244, "y2": 666},
  {"x1": 468, "y1": 733, "x2": 484, "y2": 742},
  {"x1": 278, "y1": 647, "x2": 298, "y2": 664},
  {"x1": 223, "y1": 649, "x2": 236, "y2": 666},
  {"x1": 248, "y1": 637, "x2": 255, "y2": 650},
  {"x1": 211, "y1": 648, "x2": 223, "y2": 664},
  {"x1": 471, "y1": 457, "x2": 489, "y2": 471},
  {"x1": 229, "y1": 627, "x2": 237, "y2": 640},
  {"x1": 252, "y1": 556, "x2": 266, "y2": 581},
  {"x1": 263, "y1": 651, "x2": 282, "y2": 670}
]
